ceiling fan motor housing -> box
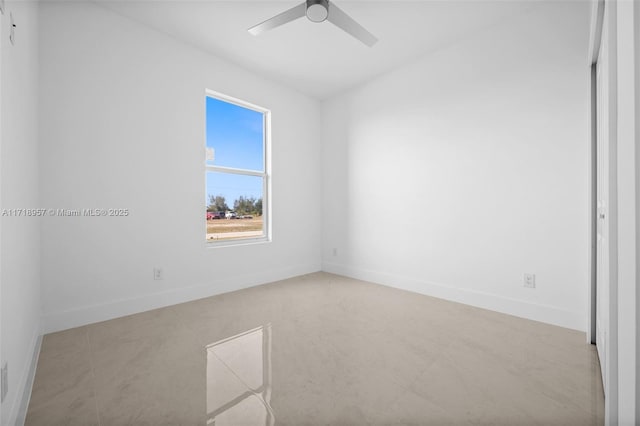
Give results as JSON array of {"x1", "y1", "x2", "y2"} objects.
[{"x1": 306, "y1": 0, "x2": 329, "y2": 22}]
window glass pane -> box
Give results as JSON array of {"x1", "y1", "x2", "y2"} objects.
[
  {"x1": 206, "y1": 172, "x2": 264, "y2": 241},
  {"x1": 206, "y1": 96, "x2": 264, "y2": 171}
]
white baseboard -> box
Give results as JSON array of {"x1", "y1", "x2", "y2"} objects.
[
  {"x1": 41, "y1": 260, "x2": 584, "y2": 334},
  {"x1": 42, "y1": 263, "x2": 321, "y2": 334},
  {"x1": 322, "y1": 261, "x2": 585, "y2": 331},
  {"x1": 9, "y1": 331, "x2": 41, "y2": 426}
]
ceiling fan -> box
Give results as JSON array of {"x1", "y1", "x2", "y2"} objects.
[{"x1": 248, "y1": 0, "x2": 378, "y2": 47}]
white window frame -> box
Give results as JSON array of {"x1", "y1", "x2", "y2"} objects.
[{"x1": 205, "y1": 89, "x2": 271, "y2": 246}]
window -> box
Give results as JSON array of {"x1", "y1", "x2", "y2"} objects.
[{"x1": 205, "y1": 91, "x2": 270, "y2": 243}]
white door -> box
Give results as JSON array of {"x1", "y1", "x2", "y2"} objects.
[{"x1": 595, "y1": 7, "x2": 610, "y2": 395}]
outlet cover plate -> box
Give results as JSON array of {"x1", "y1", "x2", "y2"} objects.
[
  {"x1": 154, "y1": 267, "x2": 163, "y2": 280},
  {"x1": 524, "y1": 273, "x2": 536, "y2": 288}
]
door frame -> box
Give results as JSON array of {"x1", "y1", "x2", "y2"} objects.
[
  {"x1": 590, "y1": 0, "x2": 640, "y2": 422},
  {"x1": 589, "y1": 0, "x2": 619, "y2": 425}
]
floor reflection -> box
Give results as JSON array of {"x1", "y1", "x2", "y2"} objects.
[{"x1": 206, "y1": 324, "x2": 274, "y2": 425}]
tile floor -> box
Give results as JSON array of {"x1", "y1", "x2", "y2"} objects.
[{"x1": 25, "y1": 272, "x2": 604, "y2": 425}]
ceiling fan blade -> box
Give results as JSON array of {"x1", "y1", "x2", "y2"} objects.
[
  {"x1": 327, "y1": 2, "x2": 377, "y2": 47},
  {"x1": 248, "y1": 2, "x2": 307, "y2": 36}
]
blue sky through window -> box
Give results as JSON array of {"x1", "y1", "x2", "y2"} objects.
[
  {"x1": 206, "y1": 172, "x2": 262, "y2": 210},
  {"x1": 206, "y1": 96, "x2": 264, "y2": 170},
  {"x1": 206, "y1": 96, "x2": 265, "y2": 210}
]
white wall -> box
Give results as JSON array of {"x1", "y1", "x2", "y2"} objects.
[
  {"x1": 38, "y1": 2, "x2": 322, "y2": 333},
  {"x1": 1, "y1": 1, "x2": 41, "y2": 424},
  {"x1": 322, "y1": 2, "x2": 591, "y2": 331}
]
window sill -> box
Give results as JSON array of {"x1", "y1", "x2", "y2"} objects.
[{"x1": 206, "y1": 236, "x2": 271, "y2": 249}]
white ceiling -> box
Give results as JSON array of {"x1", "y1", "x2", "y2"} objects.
[{"x1": 96, "y1": 1, "x2": 540, "y2": 99}]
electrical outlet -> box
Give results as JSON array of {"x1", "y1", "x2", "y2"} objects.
[
  {"x1": 153, "y1": 267, "x2": 163, "y2": 280},
  {"x1": 1, "y1": 362, "x2": 8, "y2": 403},
  {"x1": 524, "y1": 273, "x2": 536, "y2": 288}
]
